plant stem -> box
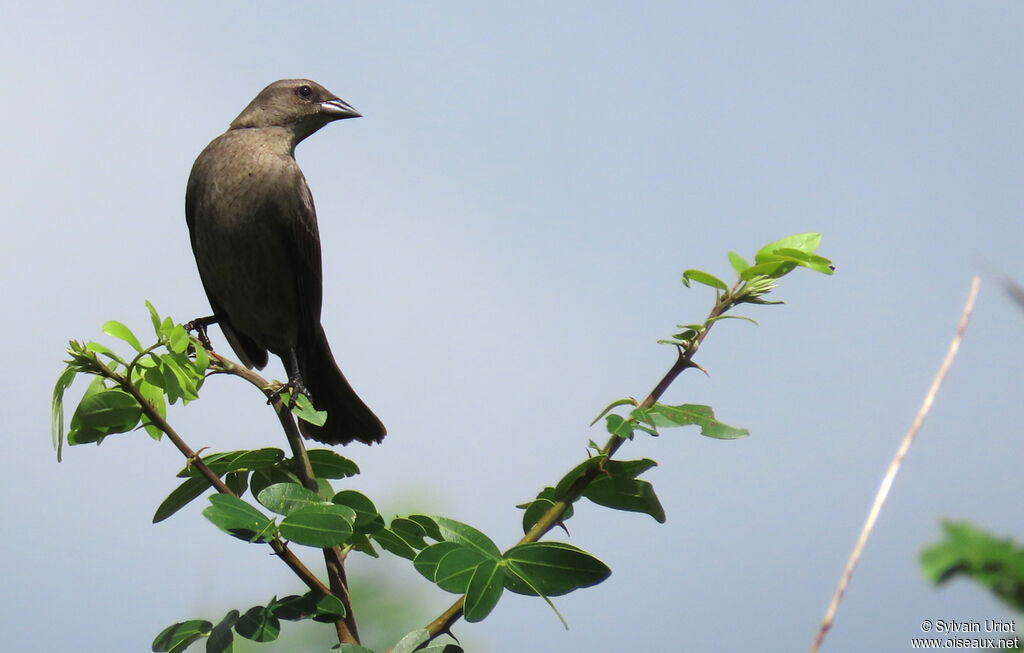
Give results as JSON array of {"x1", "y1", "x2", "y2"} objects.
[
  {"x1": 94, "y1": 352, "x2": 342, "y2": 618},
  {"x1": 221, "y1": 352, "x2": 361, "y2": 644},
  {"x1": 406, "y1": 287, "x2": 729, "y2": 648}
]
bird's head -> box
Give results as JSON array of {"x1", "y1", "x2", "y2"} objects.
[{"x1": 230, "y1": 79, "x2": 361, "y2": 143}]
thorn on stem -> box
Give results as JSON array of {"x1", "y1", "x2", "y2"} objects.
[
  {"x1": 440, "y1": 628, "x2": 460, "y2": 645},
  {"x1": 186, "y1": 446, "x2": 210, "y2": 471},
  {"x1": 686, "y1": 360, "x2": 710, "y2": 376}
]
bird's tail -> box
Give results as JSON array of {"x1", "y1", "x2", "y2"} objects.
[{"x1": 290, "y1": 325, "x2": 386, "y2": 446}]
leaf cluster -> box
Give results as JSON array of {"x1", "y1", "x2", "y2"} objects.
[
  {"x1": 52, "y1": 302, "x2": 209, "y2": 459},
  {"x1": 668, "y1": 233, "x2": 833, "y2": 347},
  {"x1": 153, "y1": 592, "x2": 348, "y2": 653}
]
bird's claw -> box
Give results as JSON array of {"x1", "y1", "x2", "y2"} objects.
[
  {"x1": 267, "y1": 375, "x2": 312, "y2": 411},
  {"x1": 185, "y1": 315, "x2": 217, "y2": 351}
]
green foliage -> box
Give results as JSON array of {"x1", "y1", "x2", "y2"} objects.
[
  {"x1": 633, "y1": 403, "x2": 749, "y2": 440},
  {"x1": 408, "y1": 516, "x2": 612, "y2": 624},
  {"x1": 582, "y1": 459, "x2": 666, "y2": 523},
  {"x1": 53, "y1": 234, "x2": 832, "y2": 652},
  {"x1": 921, "y1": 521, "x2": 1024, "y2": 612},
  {"x1": 151, "y1": 619, "x2": 212, "y2": 653},
  {"x1": 51, "y1": 302, "x2": 210, "y2": 459},
  {"x1": 157, "y1": 593, "x2": 348, "y2": 653},
  {"x1": 202, "y1": 494, "x2": 275, "y2": 543}
]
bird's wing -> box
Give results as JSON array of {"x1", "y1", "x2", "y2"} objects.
[
  {"x1": 278, "y1": 163, "x2": 324, "y2": 343},
  {"x1": 184, "y1": 146, "x2": 269, "y2": 369}
]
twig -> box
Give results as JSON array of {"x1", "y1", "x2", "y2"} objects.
[
  {"x1": 402, "y1": 287, "x2": 733, "y2": 649},
  {"x1": 97, "y1": 352, "x2": 346, "y2": 626},
  {"x1": 214, "y1": 351, "x2": 361, "y2": 644},
  {"x1": 808, "y1": 276, "x2": 981, "y2": 653}
]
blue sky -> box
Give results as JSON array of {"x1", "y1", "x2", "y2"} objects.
[{"x1": 3, "y1": 3, "x2": 1022, "y2": 651}]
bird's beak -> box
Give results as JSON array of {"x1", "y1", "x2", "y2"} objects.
[{"x1": 320, "y1": 98, "x2": 362, "y2": 120}]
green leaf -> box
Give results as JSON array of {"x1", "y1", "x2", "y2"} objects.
[
  {"x1": 177, "y1": 450, "x2": 244, "y2": 478},
  {"x1": 193, "y1": 339, "x2": 210, "y2": 373},
  {"x1": 414, "y1": 541, "x2": 465, "y2": 582},
  {"x1": 267, "y1": 591, "x2": 345, "y2": 622},
  {"x1": 705, "y1": 314, "x2": 758, "y2": 327},
  {"x1": 269, "y1": 594, "x2": 316, "y2": 622},
  {"x1": 153, "y1": 476, "x2": 214, "y2": 523},
  {"x1": 152, "y1": 619, "x2": 212, "y2": 653},
  {"x1": 249, "y1": 468, "x2": 301, "y2": 499},
  {"x1": 224, "y1": 471, "x2": 249, "y2": 497},
  {"x1": 520, "y1": 498, "x2": 556, "y2": 534},
  {"x1": 102, "y1": 320, "x2": 144, "y2": 353},
  {"x1": 728, "y1": 251, "x2": 750, "y2": 274},
  {"x1": 419, "y1": 645, "x2": 464, "y2": 653},
  {"x1": 746, "y1": 233, "x2": 833, "y2": 278},
  {"x1": 755, "y1": 232, "x2": 822, "y2": 261},
  {"x1": 739, "y1": 260, "x2": 797, "y2": 280},
  {"x1": 434, "y1": 545, "x2": 490, "y2": 593},
  {"x1": 463, "y1": 558, "x2": 504, "y2": 622},
  {"x1": 681, "y1": 269, "x2": 728, "y2": 291},
  {"x1": 332, "y1": 490, "x2": 381, "y2": 530},
  {"x1": 234, "y1": 605, "x2": 280, "y2": 642},
  {"x1": 168, "y1": 324, "x2": 189, "y2": 354},
  {"x1": 51, "y1": 364, "x2": 78, "y2": 461},
  {"x1": 920, "y1": 521, "x2": 1024, "y2": 612},
  {"x1": 372, "y1": 528, "x2": 418, "y2": 560},
  {"x1": 604, "y1": 414, "x2": 634, "y2": 440},
  {"x1": 554, "y1": 456, "x2": 608, "y2": 497},
  {"x1": 137, "y1": 379, "x2": 167, "y2": 440},
  {"x1": 311, "y1": 592, "x2": 347, "y2": 621},
  {"x1": 632, "y1": 403, "x2": 749, "y2": 440},
  {"x1": 160, "y1": 315, "x2": 175, "y2": 340},
  {"x1": 385, "y1": 515, "x2": 442, "y2": 550},
  {"x1": 68, "y1": 389, "x2": 142, "y2": 445},
  {"x1": 145, "y1": 300, "x2": 162, "y2": 336},
  {"x1": 583, "y1": 474, "x2": 666, "y2": 523},
  {"x1": 406, "y1": 514, "x2": 443, "y2": 541},
  {"x1": 432, "y1": 517, "x2": 501, "y2": 559},
  {"x1": 159, "y1": 356, "x2": 185, "y2": 404},
  {"x1": 279, "y1": 504, "x2": 355, "y2": 548},
  {"x1": 202, "y1": 494, "x2": 274, "y2": 543},
  {"x1": 207, "y1": 610, "x2": 238, "y2": 653},
  {"x1": 225, "y1": 450, "x2": 284, "y2": 470},
  {"x1": 503, "y1": 541, "x2": 611, "y2": 596},
  {"x1": 589, "y1": 397, "x2": 636, "y2": 426},
  {"x1": 392, "y1": 628, "x2": 430, "y2": 653},
  {"x1": 346, "y1": 531, "x2": 380, "y2": 557},
  {"x1": 337, "y1": 646, "x2": 378, "y2": 653},
  {"x1": 771, "y1": 247, "x2": 834, "y2": 275},
  {"x1": 602, "y1": 458, "x2": 657, "y2": 477},
  {"x1": 306, "y1": 449, "x2": 359, "y2": 478},
  {"x1": 85, "y1": 341, "x2": 127, "y2": 366},
  {"x1": 314, "y1": 477, "x2": 334, "y2": 499},
  {"x1": 519, "y1": 487, "x2": 574, "y2": 534},
  {"x1": 290, "y1": 392, "x2": 327, "y2": 428},
  {"x1": 257, "y1": 482, "x2": 322, "y2": 516},
  {"x1": 162, "y1": 353, "x2": 202, "y2": 401}
]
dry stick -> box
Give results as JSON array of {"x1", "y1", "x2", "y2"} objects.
[{"x1": 808, "y1": 276, "x2": 981, "y2": 653}]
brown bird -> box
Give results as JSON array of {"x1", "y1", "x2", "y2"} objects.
[{"x1": 185, "y1": 79, "x2": 385, "y2": 445}]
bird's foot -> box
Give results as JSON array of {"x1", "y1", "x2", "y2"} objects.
[
  {"x1": 185, "y1": 315, "x2": 218, "y2": 351},
  {"x1": 267, "y1": 372, "x2": 312, "y2": 411}
]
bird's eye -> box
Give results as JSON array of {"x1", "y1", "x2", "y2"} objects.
[{"x1": 297, "y1": 85, "x2": 313, "y2": 98}]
